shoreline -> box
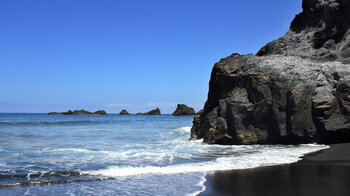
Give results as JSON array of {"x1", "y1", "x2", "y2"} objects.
[{"x1": 199, "y1": 143, "x2": 350, "y2": 196}]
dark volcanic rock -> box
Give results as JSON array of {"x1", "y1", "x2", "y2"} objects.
[
  {"x1": 172, "y1": 104, "x2": 195, "y2": 116},
  {"x1": 257, "y1": 0, "x2": 350, "y2": 62},
  {"x1": 136, "y1": 108, "x2": 161, "y2": 115},
  {"x1": 73, "y1": 110, "x2": 92, "y2": 115},
  {"x1": 69, "y1": 110, "x2": 92, "y2": 115},
  {"x1": 191, "y1": 0, "x2": 350, "y2": 145},
  {"x1": 119, "y1": 110, "x2": 131, "y2": 115},
  {"x1": 64, "y1": 110, "x2": 73, "y2": 115},
  {"x1": 48, "y1": 112, "x2": 63, "y2": 115},
  {"x1": 94, "y1": 110, "x2": 107, "y2": 115},
  {"x1": 195, "y1": 109, "x2": 204, "y2": 116},
  {"x1": 48, "y1": 110, "x2": 107, "y2": 115}
]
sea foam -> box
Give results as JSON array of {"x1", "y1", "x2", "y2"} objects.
[{"x1": 84, "y1": 144, "x2": 328, "y2": 177}]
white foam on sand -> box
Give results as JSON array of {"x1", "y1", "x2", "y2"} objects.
[
  {"x1": 186, "y1": 174, "x2": 207, "y2": 196},
  {"x1": 84, "y1": 144, "x2": 329, "y2": 177}
]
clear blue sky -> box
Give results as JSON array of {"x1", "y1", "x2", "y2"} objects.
[{"x1": 0, "y1": 0, "x2": 302, "y2": 113}]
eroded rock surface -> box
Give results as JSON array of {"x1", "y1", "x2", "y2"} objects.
[{"x1": 191, "y1": 0, "x2": 350, "y2": 145}]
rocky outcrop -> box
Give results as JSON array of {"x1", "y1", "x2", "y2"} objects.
[
  {"x1": 136, "y1": 108, "x2": 161, "y2": 115},
  {"x1": 172, "y1": 104, "x2": 195, "y2": 116},
  {"x1": 47, "y1": 112, "x2": 62, "y2": 115},
  {"x1": 191, "y1": 0, "x2": 350, "y2": 145},
  {"x1": 48, "y1": 110, "x2": 107, "y2": 115},
  {"x1": 94, "y1": 110, "x2": 107, "y2": 115},
  {"x1": 119, "y1": 110, "x2": 131, "y2": 115},
  {"x1": 257, "y1": 0, "x2": 350, "y2": 63},
  {"x1": 195, "y1": 109, "x2": 204, "y2": 116}
]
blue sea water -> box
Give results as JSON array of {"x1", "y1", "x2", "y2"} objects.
[{"x1": 0, "y1": 113, "x2": 328, "y2": 195}]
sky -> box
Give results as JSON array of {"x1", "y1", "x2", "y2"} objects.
[{"x1": 0, "y1": 0, "x2": 302, "y2": 114}]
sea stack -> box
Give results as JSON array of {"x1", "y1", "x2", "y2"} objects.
[
  {"x1": 136, "y1": 108, "x2": 161, "y2": 115},
  {"x1": 172, "y1": 104, "x2": 195, "y2": 116},
  {"x1": 119, "y1": 110, "x2": 131, "y2": 115},
  {"x1": 94, "y1": 110, "x2": 107, "y2": 115},
  {"x1": 191, "y1": 0, "x2": 350, "y2": 145}
]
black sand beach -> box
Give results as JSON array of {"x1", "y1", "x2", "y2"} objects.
[{"x1": 200, "y1": 143, "x2": 350, "y2": 196}]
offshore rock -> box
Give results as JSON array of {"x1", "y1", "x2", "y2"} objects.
[
  {"x1": 136, "y1": 108, "x2": 161, "y2": 115},
  {"x1": 119, "y1": 110, "x2": 131, "y2": 115},
  {"x1": 47, "y1": 112, "x2": 63, "y2": 115},
  {"x1": 48, "y1": 110, "x2": 107, "y2": 115},
  {"x1": 172, "y1": 104, "x2": 195, "y2": 116},
  {"x1": 93, "y1": 110, "x2": 107, "y2": 115},
  {"x1": 191, "y1": 0, "x2": 350, "y2": 145}
]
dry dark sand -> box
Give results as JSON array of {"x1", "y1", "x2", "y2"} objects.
[{"x1": 199, "y1": 143, "x2": 350, "y2": 196}]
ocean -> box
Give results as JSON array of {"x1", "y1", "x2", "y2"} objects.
[{"x1": 0, "y1": 113, "x2": 328, "y2": 195}]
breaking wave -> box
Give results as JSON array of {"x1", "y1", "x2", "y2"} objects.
[
  {"x1": 84, "y1": 144, "x2": 328, "y2": 177},
  {"x1": 0, "y1": 170, "x2": 92, "y2": 188}
]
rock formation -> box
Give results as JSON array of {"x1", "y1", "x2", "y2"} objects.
[
  {"x1": 119, "y1": 109, "x2": 131, "y2": 115},
  {"x1": 191, "y1": 0, "x2": 350, "y2": 145},
  {"x1": 48, "y1": 110, "x2": 107, "y2": 115},
  {"x1": 47, "y1": 112, "x2": 63, "y2": 115},
  {"x1": 136, "y1": 108, "x2": 161, "y2": 115},
  {"x1": 172, "y1": 104, "x2": 195, "y2": 116},
  {"x1": 94, "y1": 110, "x2": 107, "y2": 115}
]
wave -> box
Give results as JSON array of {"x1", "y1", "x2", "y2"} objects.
[
  {"x1": 186, "y1": 175, "x2": 207, "y2": 196},
  {"x1": 0, "y1": 144, "x2": 329, "y2": 188},
  {"x1": 172, "y1": 126, "x2": 191, "y2": 134},
  {"x1": 0, "y1": 120, "x2": 104, "y2": 126},
  {"x1": 160, "y1": 126, "x2": 192, "y2": 137},
  {"x1": 84, "y1": 144, "x2": 329, "y2": 177},
  {"x1": 43, "y1": 148, "x2": 95, "y2": 153},
  {"x1": 0, "y1": 170, "x2": 92, "y2": 188},
  {"x1": 44, "y1": 148, "x2": 178, "y2": 163},
  {"x1": 0, "y1": 170, "x2": 81, "y2": 179}
]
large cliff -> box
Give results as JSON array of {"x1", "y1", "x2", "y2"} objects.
[{"x1": 190, "y1": 0, "x2": 350, "y2": 145}]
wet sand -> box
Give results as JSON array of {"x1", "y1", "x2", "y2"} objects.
[{"x1": 199, "y1": 143, "x2": 350, "y2": 196}]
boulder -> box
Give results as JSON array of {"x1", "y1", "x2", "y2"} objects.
[
  {"x1": 172, "y1": 104, "x2": 195, "y2": 116},
  {"x1": 191, "y1": 0, "x2": 350, "y2": 145},
  {"x1": 119, "y1": 109, "x2": 131, "y2": 115}
]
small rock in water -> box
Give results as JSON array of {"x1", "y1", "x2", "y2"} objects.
[
  {"x1": 172, "y1": 104, "x2": 195, "y2": 116},
  {"x1": 119, "y1": 110, "x2": 131, "y2": 115},
  {"x1": 136, "y1": 108, "x2": 161, "y2": 115}
]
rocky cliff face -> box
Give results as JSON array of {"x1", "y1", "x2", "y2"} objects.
[
  {"x1": 190, "y1": 0, "x2": 350, "y2": 145},
  {"x1": 258, "y1": 0, "x2": 350, "y2": 62}
]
